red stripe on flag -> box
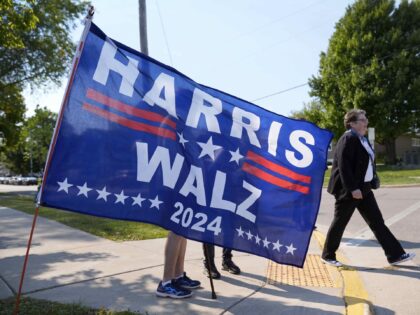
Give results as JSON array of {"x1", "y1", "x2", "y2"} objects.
[
  {"x1": 242, "y1": 162, "x2": 309, "y2": 194},
  {"x1": 86, "y1": 88, "x2": 177, "y2": 129},
  {"x1": 247, "y1": 151, "x2": 311, "y2": 184},
  {"x1": 83, "y1": 102, "x2": 176, "y2": 141}
]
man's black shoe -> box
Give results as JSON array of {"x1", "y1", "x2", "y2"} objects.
[
  {"x1": 222, "y1": 259, "x2": 241, "y2": 275},
  {"x1": 389, "y1": 252, "x2": 415, "y2": 265},
  {"x1": 203, "y1": 261, "x2": 221, "y2": 279}
]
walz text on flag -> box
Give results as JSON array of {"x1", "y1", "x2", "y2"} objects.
[{"x1": 40, "y1": 22, "x2": 333, "y2": 267}]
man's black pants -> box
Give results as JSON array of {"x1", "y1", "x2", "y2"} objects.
[
  {"x1": 203, "y1": 243, "x2": 232, "y2": 263},
  {"x1": 322, "y1": 189, "x2": 404, "y2": 263}
]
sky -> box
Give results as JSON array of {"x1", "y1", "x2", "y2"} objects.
[{"x1": 24, "y1": 0, "x2": 355, "y2": 117}]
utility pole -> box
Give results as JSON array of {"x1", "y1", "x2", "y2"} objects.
[
  {"x1": 28, "y1": 130, "x2": 33, "y2": 175},
  {"x1": 139, "y1": 0, "x2": 149, "y2": 56}
]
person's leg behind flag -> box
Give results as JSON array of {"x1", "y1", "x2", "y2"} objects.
[
  {"x1": 202, "y1": 243, "x2": 221, "y2": 279},
  {"x1": 156, "y1": 231, "x2": 200, "y2": 299},
  {"x1": 222, "y1": 248, "x2": 241, "y2": 274}
]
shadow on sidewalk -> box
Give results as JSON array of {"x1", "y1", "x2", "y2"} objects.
[
  {"x1": 0, "y1": 251, "x2": 116, "y2": 294},
  {"x1": 27, "y1": 271, "x2": 347, "y2": 315},
  {"x1": 342, "y1": 237, "x2": 420, "y2": 250},
  {"x1": 0, "y1": 250, "x2": 397, "y2": 314},
  {"x1": 340, "y1": 263, "x2": 420, "y2": 281}
]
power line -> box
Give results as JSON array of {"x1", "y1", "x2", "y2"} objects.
[
  {"x1": 228, "y1": 0, "x2": 326, "y2": 43},
  {"x1": 155, "y1": 0, "x2": 173, "y2": 66},
  {"x1": 243, "y1": 20, "x2": 328, "y2": 61},
  {"x1": 252, "y1": 83, "x2": 308, "y2": 102},
  {"x1": 252, "y1": 44, "x2": 420, "y2": 102}
]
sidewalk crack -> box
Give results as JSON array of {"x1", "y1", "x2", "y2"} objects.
[
  {"x1": 219, "y1": 280, "x2": 267, "y2": 315},
  {"x1": 21, "y1": 264, "x2": 163, "y2": 295},
  {"x1": 0, "y1": 274, "x2": 16, "y2": 295}
]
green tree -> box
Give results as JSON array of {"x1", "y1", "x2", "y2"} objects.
[
  {"x1": 0, "y1": 84, "x2": 25, "y2": 146},
  {"x1": 3, "y1": 106, "x2": 57, "y2": 175},
  {"x1": 290, "y1": 100, "x2": 328, "y2": 128},
  {"x1": 0, "y1": 0, "x2": 88, "y2": 148},
  {"x1": 309, "y1": 0, "x2": 420, "y2": 164}
]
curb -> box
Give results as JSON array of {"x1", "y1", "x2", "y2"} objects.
[
  {"x1": 321, "y1": 183, "x2": 420, "y2": 189},
  {"x1": 379, "y1": 183, "x2": 420, "y2": 188},
  {"x1": 313, "y1": 230, "x2": 373, "y2": 315}
]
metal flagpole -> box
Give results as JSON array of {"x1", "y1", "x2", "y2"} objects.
[
  {"x1": 13, "y1": 7, "x2": 95, "y2": 315},
  {"x1": 13, "y1": 205, "x2": 40, "y2": 315}
]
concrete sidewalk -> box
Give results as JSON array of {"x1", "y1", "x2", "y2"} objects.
[{"x1": 0, "y1": 206, "x2": 418, "y2": 314}]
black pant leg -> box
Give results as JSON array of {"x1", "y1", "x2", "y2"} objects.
[
  {"x1": 203, "y1": 243, "x2": 215, "y2": 262},
  {"x1": 222, "y1": 248, "x2": 232, "y2": 261},
  {"x1": 322, "y1": 197, "x2": 357, "y2": 260},
  {"x1": 356, "y1": 191, "x2": 405, "y2": 262}
]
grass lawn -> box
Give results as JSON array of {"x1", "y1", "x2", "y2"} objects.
[
  {"x1": 0, "y1": 195, "x2": 168, "y2": 241},
  {"x1": 0, "y1": 297, "x2": 143, "y2": 315},
  {"x1": 323, "y1": 165, "x2": 420, "y2": 186}
]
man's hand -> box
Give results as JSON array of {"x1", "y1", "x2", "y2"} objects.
[{"x1": 351, "y1": 189, "x2": 363, "y2": 199}]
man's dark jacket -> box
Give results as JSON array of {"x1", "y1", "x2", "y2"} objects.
[{"x1": 327, "y1": 131, "x2": 374, "y2": 197}]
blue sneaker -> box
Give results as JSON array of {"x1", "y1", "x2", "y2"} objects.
[
  {"x1": 156, "y1": 280, "x2": 192, "y2": 299},
  {"x1": 175, "y1": 272, "x2": 201, "y2": 289},
  {"x1": 389, "y1": 252, "x2": 416, "y2": 265}
]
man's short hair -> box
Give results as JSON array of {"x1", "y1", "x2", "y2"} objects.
[{"x1": 344, "y1": 109, "x2": 366, "y2": 129}]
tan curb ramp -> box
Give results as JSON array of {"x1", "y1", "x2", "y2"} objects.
[
  {"x1": 313, "y1": 231, "x2": 373, "y2": 315},
  {"x1": 266, "y1": 254, "x2": 337, "y2": 288},
  {"x1": 266, "y1": 231, "x2": 373, "y2": 315}
]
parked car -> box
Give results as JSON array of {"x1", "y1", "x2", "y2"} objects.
[
  {"x1": 9, "y1": 176, "x2": 23, "y2": 185},
  {"x1": 22, "y1": 176, "x2": 38, "y2": 185},
  {"x1": 0, "y1": 175, "x2": 40, "y2": 185}
]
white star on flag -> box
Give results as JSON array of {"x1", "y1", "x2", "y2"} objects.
[
  {"x1": 262, "y1": 237, "x2": 271, "y2": 248},
  {"x1": 197, "y1": 136, "x2": 222, "y2": 160},
  {"x1": 272, "y1": 240, "x2": 282, "y2": 252},
  {"x1": 57, "y1": 178, "x2": 73, "y2": 193},
  {"x1": 77, "y1": 182, "x2": 92, "y2": 197},
  {"x1": 177, "y1": 132, "x2": 188, "y2": 147},
  {"x1": 246, "y1": 230, "x2": 254, "y2": 240},
  {"x1": 229, "y1": 148, "x2": 243, "y2": 165},
  {"x1": 114, "y1": 190, "x2": 128, "y2": 204},
  {"x1": 132, "y1": 193, "x2": 145, "y2": 207},
  {"x1": 96, "y1": 186, "x2": 110, "y2": 201},
  {"x1": 254, "y1": 234, "x2": 261, "y2": 245},
  {"x1": 149, "y1": 195, "x2": 163, "y2": 209},
  {"x1": 286, "y1": 243, "x2": 297, "y2": 255},
  {"x1": 236, "y1": 226, "x2": 245, "y2": 238}
]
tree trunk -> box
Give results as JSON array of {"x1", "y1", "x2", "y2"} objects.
[{"x1": 384, "y1": 138, "x2": 397, "y2": 165}]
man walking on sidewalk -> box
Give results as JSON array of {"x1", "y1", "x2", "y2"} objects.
[{"x1": 322, "y1": 109, "x2": 415, "y2": 267}]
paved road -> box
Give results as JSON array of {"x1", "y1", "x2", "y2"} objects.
[
  {"x1": 317, "y1": 186, "x2": 420, "y2": 262},
  {"x1": 0, "y1": 184, "x2": 38, "y2": 196},
  {"x1": 316, "y1": 186, "x2": 420, "y2": 315}
]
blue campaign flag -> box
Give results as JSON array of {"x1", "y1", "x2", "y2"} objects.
[{"x1": 40, "y1": 22, "x2": 333, "y2": 267}]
